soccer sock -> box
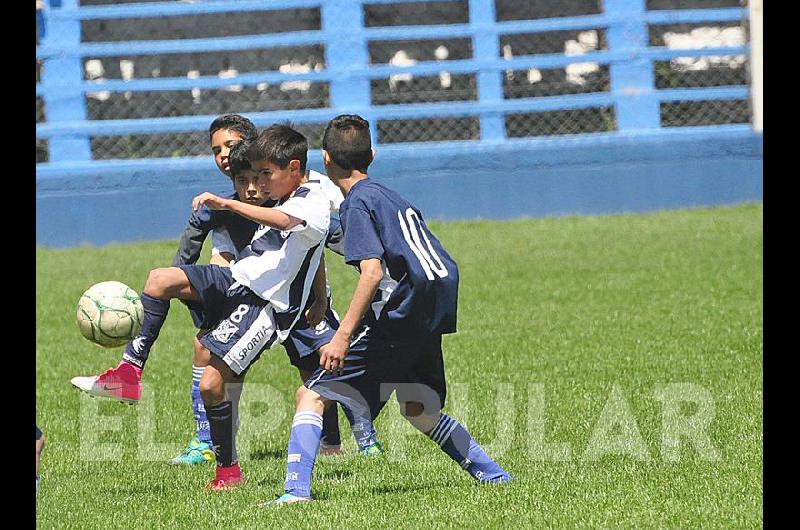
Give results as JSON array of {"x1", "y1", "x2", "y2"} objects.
[
  {"x1": 320, "y1": 403, "x2": 341, "y2": 447},
  {"x1": 341, "y1": 404, "x2": 378, "y2": 450},
  {"x1": 207, "y1": 401, "x2": 234, "y2": 467},
  {"x1": 122, "y1": 293, "x2": 170, "y2": 369},
  {"x1": 284, "y1": 411, "x2": 323, "y2": 498},
  {"x1": 224, "y1": 383, "x2": 243, "y2": 462},
  {"x1": 429, "y1": 413, "x2": 510, "y2": 482},
  {"x1": 191, "y1": 365, "x2": 211, "y2": 444}
]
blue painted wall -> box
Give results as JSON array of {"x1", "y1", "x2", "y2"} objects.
[{"x1": 36, "y1": 127, "x2": 762, "y2": 248}]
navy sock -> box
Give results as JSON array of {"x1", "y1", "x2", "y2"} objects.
[
  {"x1": 341, "y1": 405, "x2": 378, "y2": 450},
  {"x1": 284, "y1": 411, "x2": 323, "y2": 498},
  {"x1": 122, "y1": 293, "x2": 170, "y2": 369},
  {"x1": 192, "y1": 365, "x2": 211, "y2": 444},
  {"x1": 320, "y1": 404, "x2": 341, "y2": 447},
  {"x1": 207, "y1": 401, "x2": 234, "y2": 467},
  {"x1": 429, "y1": 413, "x2": 510, "y2": 482}
]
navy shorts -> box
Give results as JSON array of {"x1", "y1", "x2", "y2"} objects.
[
  {"x1": 305, "y1": 326, "x2": 447, "y2": 422},
  {"x1": 179, "y1": 264, "x2": 281, "y2": 375},
  {"x1": 178, "y1": 264, "x2": 235, "y2": 330},
  {"x1": 284, "y1": 304, "x2": 339, "y2": 372},
  {"x1": 36, "y1": 425, "x2": 42, "y2": 440}
]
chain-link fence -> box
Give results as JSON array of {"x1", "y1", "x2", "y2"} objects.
[{"x1": 37, "y1": 0, "x2": 754, "y2": 162}]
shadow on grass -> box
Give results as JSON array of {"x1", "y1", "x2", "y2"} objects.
[{"x1": 248, "y1": 448, "x2": 286, "y2": 461}]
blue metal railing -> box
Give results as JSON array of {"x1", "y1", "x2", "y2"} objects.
[{"x1": 36, "y1": 0, "x2": 749, "y2": 164}]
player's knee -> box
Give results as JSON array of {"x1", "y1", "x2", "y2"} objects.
[
  {"x1": 36, "y1": 435, "x2": 46, "y2": 454},
  {"x1": 143, "y1": 268, "x2": 172, "y2": 298},
  {"x1": 295, "y1": 385, "x2": 309, "y2": 406},
  {"x1": 401, "y1": 402, "x2": 439, "y2": 433},
  {"x1": 295, "y1": 385, "x2": 326, "y2": 411},
  {"x1": 199, "y1": 373, "x2": 224, "y2": 406}
]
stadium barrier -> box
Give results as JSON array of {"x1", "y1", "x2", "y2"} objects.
[{"x1": 36, "y1": 0, "x2": 762, "y2": 247}]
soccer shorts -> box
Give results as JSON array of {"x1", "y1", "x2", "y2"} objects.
[
  {"x1": 197, "y1": 285, "x2": 282, "y2": 376},
  {"x1": 305, "y1": 327, "x2": 447, "y2": 422},
  {"x1": 177, "y1": 264, "x2": 235, "y2": 330},
  {"x1": 283, "y1": 303, "x2": 339, "y2": 371},
  {"x1": 36, "y1": 425, "x2": 42, "y2": 440}
]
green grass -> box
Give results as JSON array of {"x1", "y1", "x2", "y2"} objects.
[{"x1": 36, "y1": 203, "x2": 762, "y2": 529}]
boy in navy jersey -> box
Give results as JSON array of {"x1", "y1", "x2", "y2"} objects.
[
  {"x1": 71, "y1": 125, "x2": 368, "y2": 490},
  {"x1": 270, "y1": 115, "x2": 512, "y2": 505}
]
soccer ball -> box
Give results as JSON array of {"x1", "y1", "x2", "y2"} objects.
[{"x1": 76, "y1": 281, "x2": 144, "y2": 348}]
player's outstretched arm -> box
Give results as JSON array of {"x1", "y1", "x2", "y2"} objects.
[
  {"x1": 193, "y1": 192, "x2": 302, "y2": 231},
  {"x1": 319, "y1": 258, "x2": 383, "y2": 374}
]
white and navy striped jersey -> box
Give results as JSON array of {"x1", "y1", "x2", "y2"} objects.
[
  {"x1": 230, "y1": 178, "x2": 331, "y2": 336},
  {"x1": 339, "y1": 179, "x2": 459, "y2": 342},
  {"x1": 214, "y1": 170, "x2": 344, "y2": 259}
]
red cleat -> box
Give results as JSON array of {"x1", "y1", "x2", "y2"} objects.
[
  {"x1": 70, "y1": 362, "x2": 142, "y2": 404},
  {"x1": 205, "y1": 463, "x2": 247, "y2": 492}
]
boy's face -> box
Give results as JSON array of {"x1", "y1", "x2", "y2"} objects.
[
  {"x1": 232, "y1": 168, "x2": 269, "y2": 205},
  {"x1": 251, "y1": 159, "x2": 303, "y2": 201},
  {"x1": 210, "y1": 128, "x2": 244, "y2": 177}
]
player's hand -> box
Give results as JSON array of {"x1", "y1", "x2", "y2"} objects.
[
  {"x1": 192, "y1": 192, "x2": 229, "y2": 211},
  {"x1": 305, "y1": 298, "x2": 327, "y2": 328},
  {"x1": 319, "y1": 334, "x2": 348, "y2": 375}
]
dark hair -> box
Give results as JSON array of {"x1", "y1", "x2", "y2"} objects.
[
  {"x1": 227, "y1": 139, "x2": 252, "y2": 178},
  {"x1": 208, "y1": 114, "x2": 257, "y2": 142},
  {"x1": 246, "y1": 123, "x2": 308, "y2": 173},
  {"x1": 322, "y1": 114, "x2": 372, "y2": 172}
]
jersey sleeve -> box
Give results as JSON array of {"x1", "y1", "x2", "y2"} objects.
[
  {"x1": 341, "y1": 205, "x2": 385, "y2": 266},
  {"x1": 172, "y1": 205, "x2": 218, "y2": 266},
  {"x1": 274, "y1": 188, "x2": 330, "y2": 241},
  {"x1": 325, "y1": 212, "x2": 344, "y2": 256},
  {"x1": 211, "y1": 226, "x2": 238, "y2": 258}
]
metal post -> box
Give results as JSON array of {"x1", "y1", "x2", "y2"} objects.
[
  {"x1": 748, "y1": 0, "x2": 763, "y2": 132},
  {"x1": 321, "y1": 0, "x2": 371, "y2": 132},
  {"x1": 470, "y1": 0, "x2": 504, "y2": 141},
  {"x1": 40, "y1": 0, "x2": 92, "y2": 162},
  {"x1": 605, "y1": 0, "x2": 660, "y2": 130}
]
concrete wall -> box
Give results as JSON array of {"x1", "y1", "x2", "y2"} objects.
[{"x1": 36, "y1": 126, "x2": 762, "y2": 248}]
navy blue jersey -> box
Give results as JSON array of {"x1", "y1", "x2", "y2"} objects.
[
  {"x1": 339, "y1": 179, "x2": 459, "y2": 341},
  {"x1": 172, "y1": 190, "x2": 263, "y2": 266}
]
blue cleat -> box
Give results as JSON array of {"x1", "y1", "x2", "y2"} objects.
[
  {"x1": 477, "y1": 471, "x2": 514, "y2": 484},
  {"x1": 359, "y1": 441, "x2": 384, "y2": 456},
  {"x1": 169, "y1": 436, "x2": 215, "y2": 466},
  {"x1": 263, "y1": 493, "x2": 313, "y2": 506}
]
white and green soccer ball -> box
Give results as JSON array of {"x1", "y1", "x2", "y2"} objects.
[{"x1": 76, "y1": 281, "x2": 144, "y2": 348}]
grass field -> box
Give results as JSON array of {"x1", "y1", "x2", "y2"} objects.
[{"x1": 35, "y1": 203, "x2": 762, "y2": 529}]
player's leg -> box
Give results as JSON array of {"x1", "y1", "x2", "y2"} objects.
[
  {"x1": 398, "y1": 336, "x2": 512, "y2": 484},
  {"x1": 272, "y1": 384, "x2": 328, "y2": 504},
  {"x1": 170, "y1": 334, "x2": 215, "y2": 465},
  {"x1": 199, "y1": 292, "x2": 277, "y2": 491},
  {"x1": 71, "y1": 265, "x2": 231, "y2": 404},
  {"x1": 296, "y1": 366, "x2": 338, "y2": 455},
  {"x1": 267, "y1": 337, "x2": 383, "y2": 505},
  {"x1": 199, "y1": 356, "x2": 246, "y2": 490},
  {"x1": 35, "y1": 426, "x2": 45, "y2": 491},
  {"x1": 120, "y1": 266, "x2": 200, "y2": 369},
  {"x1": 286, "y1": 309, "x2": 382, "y2": 455}
]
